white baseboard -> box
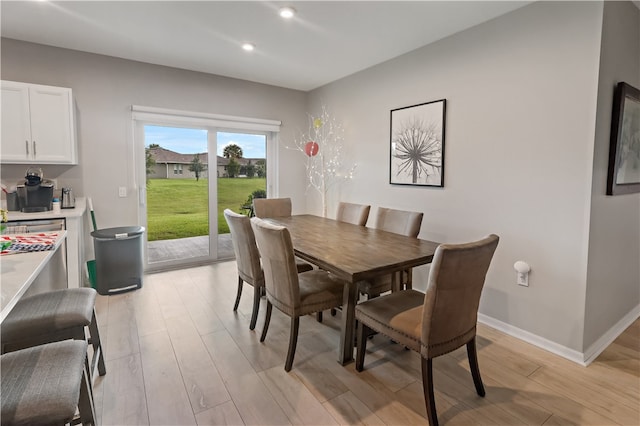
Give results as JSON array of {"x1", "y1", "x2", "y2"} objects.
[
  {"x1": 478, "y1": 305, "x2": 640, "y2": 366},
  {"x1": 582, "y1": 305, "x2": 640, "y2": 365},
  {"x1": 478, "y1": 314, "x2": 586, "y2": 365}
]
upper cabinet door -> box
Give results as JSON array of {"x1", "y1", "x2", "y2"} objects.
[
  {"x1": 29, "y1": 85, "x2": 76, "y2": 164},
  {"x1": 1, "y1": 81, "x2": 77, "y2": 165},
  {"x1": 1, "y1": 82, "x2": 32, "y2": 162}
]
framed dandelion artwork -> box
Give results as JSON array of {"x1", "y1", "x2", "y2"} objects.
[{"x1": 390, "y1": 99, "x2": 446, "y2": 187}]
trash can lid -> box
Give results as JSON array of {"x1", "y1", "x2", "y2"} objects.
[{"x1": 91, "y1": 226, "x2": 145, "y2": 239}]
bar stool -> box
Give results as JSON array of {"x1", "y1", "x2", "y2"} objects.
[
  {"x1": 0, "y1": 288, "x2": 106, "y2": 380},
  {"x1": 1, "y1": 340, "x2": 96, "y2": 425}
]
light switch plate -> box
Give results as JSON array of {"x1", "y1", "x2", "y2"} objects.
[{"x1": 118, "y1": 186, "x2": 127, "y2": 197}]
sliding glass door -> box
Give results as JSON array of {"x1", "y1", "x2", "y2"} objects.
[
  {"x1": 142, "y1": 124, "x2": 213, "y2": 271},
  {"x1": 216, "y1": 131, "x2": 267, "y2": 260},
  {"x1": 133, "y1": 106, "x2": 280, "y2": 272},
  {"x1": 135, "y1": 123, "x2": 271, "y2": 271}
]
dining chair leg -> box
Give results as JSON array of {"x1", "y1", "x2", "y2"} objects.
[
  {"x1": 284, "y1": 317, "x2": 300, "y2": 372},
  {"x1": 260, "y1": 301, "x2": 272, "y2": 342},
  {"x1": 421, "y1": 357, "x2": 438, "y2": 426},
  {"x1": 316, "y1": 311, "x2": 323, "y2": 323},
  {"x1": 355, "y1": 320, "x2": 368, "y2": 372},
  {"x1": 233, "y1": 277, "x2": 243, "y2": 311},
  {"x1": 249, "y1": 286, "x2": 261, "y2": 330},
  {"x1": 466, "y1": 337, "x2": 486, "y2": 397},
  {"x1": 330, "y1": 308, "x2": 337, "y2": 316}
]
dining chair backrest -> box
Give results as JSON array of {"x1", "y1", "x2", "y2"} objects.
[
  {"x1": 224, "y1": 209, "x2": 263, "y2": 286},
  {"x1": 421, "y1": 234, "x2": 499, "y2": 358},
  {"x1": 336, "y1": 202, "x2": 371, "y2": 226},
  {"x1": 250, "y1": 217, "x2": 300, "y2": 311},
  {"x1": 375, "y1": 207, "x2": 423, "y2": 237},
  {"x1": 253, "y1": 197, "x2": 292, "y2": 218}
]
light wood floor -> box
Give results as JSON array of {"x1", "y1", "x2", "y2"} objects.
[{"x1": 93, "y1": 261, "x2": 640, "y2": 425}]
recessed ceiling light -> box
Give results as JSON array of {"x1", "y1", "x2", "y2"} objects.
[
  {"x1": 279, "y1": 7, "x2": 296, "y2": 19},
  {"x1": 242, "y1": 43, "x2": 255, "y2": 52}
]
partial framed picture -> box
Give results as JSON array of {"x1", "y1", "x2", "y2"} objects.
[
  {"x1": 390, "y1": 99, "x2": 446, "y2": 187},
  {"x1": 607, "y1": 82, "x2": 640, "y2": 195}
]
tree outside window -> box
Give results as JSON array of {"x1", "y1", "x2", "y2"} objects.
[{"x1": 189, "y1": 154, "x2": 207, "y2": 181}]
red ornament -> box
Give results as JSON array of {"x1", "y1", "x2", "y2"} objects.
[{"x1": 304, "y1": 141, "x2": 319, "y2": 157}]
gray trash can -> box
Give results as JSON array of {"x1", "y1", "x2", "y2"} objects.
[{"x1": 91, "y1": 226, "x2": 145, "y2": 295}]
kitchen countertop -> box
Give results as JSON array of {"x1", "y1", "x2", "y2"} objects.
[
  {"x1": 0, "y1": 231, "x2": 67, "y2": 322},
  {"x1": 6, "y1": 197, "x2": 86, "y2": 221}
]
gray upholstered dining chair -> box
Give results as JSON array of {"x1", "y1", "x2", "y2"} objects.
[
  {"x1": 336, "y1": 202, "x2": 371, "y2": 226},
  {"x1": 250, "y1": 197, "x2": 314, "y2": 274},
  {"x1": 224, "y1": 209, "x2": 313, "y2": 330},
  {"x1": 355, "y1": 234, "x2": 499, "y2": 426},
  {"x1": 319, "y1": 201, "x2": 371, "y2": 321},
  {"x1": 251, "y1": 217, "x2": 347, "y2": 372},
  {"x1": 253, "y1": 197, "x2": 292, "y2": 218},
  {"x1": 359, "y1": 207, "x2": 424, "y2": 298}
]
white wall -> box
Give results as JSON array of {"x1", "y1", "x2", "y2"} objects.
[
  {"x1": 308, "y1": 1, "x2": 605, "y2": 352},
  {"x1": 1, "y1": 38, "x2": 309, "y2": 227},
  {"x1": 584, "y1": 1, "x2": 640, "y2": 350}
]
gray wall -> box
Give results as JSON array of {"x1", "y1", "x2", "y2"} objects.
[
  {"x1": 584, "y1": 1, "x2": 640, "y2": 350},
  {"x1": 1, "y1": 39, "x2": 309, "y2": 229},
  {"x1": 308, "y1": 1, "x2": 611, "y2": 352}
]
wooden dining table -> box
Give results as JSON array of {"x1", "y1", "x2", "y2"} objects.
[{"x1": 264, "y1": 214, "x2": 439, "y2": 364}]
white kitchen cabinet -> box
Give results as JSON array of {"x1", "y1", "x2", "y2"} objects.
[{"x1": 1, "y1": 80, "x2": 77, "y2": 164}]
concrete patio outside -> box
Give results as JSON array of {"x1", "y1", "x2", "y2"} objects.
[{"x1": 147, "y1": 233, "x2": 235, "y2": 264}]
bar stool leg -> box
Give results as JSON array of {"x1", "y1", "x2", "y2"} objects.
[
  {"x1": 88, "y1": 310, "x2": 106, "y2": 376},
  {"x1": 78, "y1": 356, "x2": 97, "y2": 426}
]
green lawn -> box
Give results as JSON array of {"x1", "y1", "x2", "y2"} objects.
[{"x1": 146, "y1": 178, "x2": 265, "y2": 241}]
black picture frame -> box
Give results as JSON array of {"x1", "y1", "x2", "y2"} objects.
[
  {"x1": 607, "y1": 82, "x2": 640, "y2": 195},
  {"x1": 390, "y1": 99, "x2": 446, "y2": 187}
]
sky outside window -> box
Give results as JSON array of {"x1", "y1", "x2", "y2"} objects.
[{"x1": 144, "y1": 125, "x2": 266, "y2": 158}]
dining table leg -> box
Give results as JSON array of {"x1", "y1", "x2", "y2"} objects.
[
  {"x1": 339, "y1": 280, "x2": 359, "y2": 364},
  {"x1": 391, "y1": 271, "x2": 400, "y2": 292}
]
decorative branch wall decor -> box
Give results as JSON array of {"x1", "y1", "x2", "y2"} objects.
[
  {"x1": 390, "y1": 99, "x2": 446, "y2": 187},
  {"x1": 291, "y1": 106, "x2": 356, "y2": 216}
]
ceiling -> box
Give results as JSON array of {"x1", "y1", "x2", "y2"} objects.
[{"x1": 1, "y1": 1, "x2": 530, "y2": 91}]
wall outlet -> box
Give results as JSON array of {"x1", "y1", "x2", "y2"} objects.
[
  {"x1": 118, "y1": 186, "x2": 127, "y2": 197},
  {"x1": 517, "y1": 272, "x2": 529, "y2": 287}
]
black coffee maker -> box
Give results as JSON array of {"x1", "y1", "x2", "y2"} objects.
[{"x1": 16, "y1": 167, "x2": 54, "y2": 212}]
